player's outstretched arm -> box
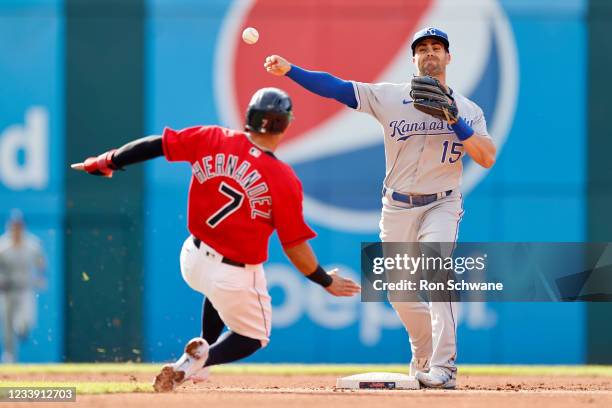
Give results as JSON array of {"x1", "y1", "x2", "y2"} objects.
[
  {"x1": 264, "y1": 55, "x2": 358, "y2": 108},
  {"x1": 284, "y1": 241, "x2": 361, "y2": 297},
  {"x1": 71, "y1": 135, "x2": 163, "y2": 177}
]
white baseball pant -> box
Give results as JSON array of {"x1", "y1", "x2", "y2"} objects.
[
  {"x1": 379, "y1": 190, "x2": 463, "y2": 373},
  {"x1": 179, "y1": 237, "x2": 271, "y2": 347}
]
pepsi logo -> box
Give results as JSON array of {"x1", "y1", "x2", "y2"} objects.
[{"x1": 215, "y1": 0, "x2": 518, "y2": 232}]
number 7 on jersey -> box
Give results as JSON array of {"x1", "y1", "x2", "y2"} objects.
[{"x1": 206, "y1": 182, "x2": 245, "y2": 228}]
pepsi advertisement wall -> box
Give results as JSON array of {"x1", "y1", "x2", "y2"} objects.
[
  {"x1": 144, "y1": 0, "x2": 586, "y2": 363},
  {"x1": 0, "y1": 0, "x2": 65, "y2": 362}
]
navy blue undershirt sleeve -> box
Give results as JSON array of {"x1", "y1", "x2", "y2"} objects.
[
  {"x1": 286, "y1": 64, "x2": 358, "y2": 109},
  {"x1": 111, "y1": 135, "x2": 163, "y2": 168}
]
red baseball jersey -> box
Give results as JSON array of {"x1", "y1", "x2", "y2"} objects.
[{"x1": 162, "y1": 125, "x2": 316, "y2": 264}]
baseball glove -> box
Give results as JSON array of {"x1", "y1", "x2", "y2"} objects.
[{"x1": 410, "y1": 76, "x2": 458, "y2": 123}]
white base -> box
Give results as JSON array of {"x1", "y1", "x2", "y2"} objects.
[{"x1": 336, "y1": 372, "x2": 420, "y2": 390}]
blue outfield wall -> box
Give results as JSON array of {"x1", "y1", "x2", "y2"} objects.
[
  {"x1": 0, "y1": 0, "x2": 64, "y2": 362},
  {"x1": 144, "y1": 0, "x2": 586, "y2": 363}
]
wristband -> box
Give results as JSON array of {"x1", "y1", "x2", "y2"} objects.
[
  {"x1": 306, "y1": 265, "x2": 333, "y2": 288},
  {"x1": 96, "y1": 149, "x2": 118, "y2": 171},
  {"x1": 451, "y1": 117, "x2": 474, "y2": 141}
]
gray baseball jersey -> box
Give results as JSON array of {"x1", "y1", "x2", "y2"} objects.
[
  {"x1": 0, "y1": 233, "x2": 44, "y2": 290},
  {"x1": 352, "y1": 80, "x2": 491, "y2": 376},
  {"x1": 352, "y1": 81, "x2": 490, "y2": 194},
  {"x1": 0, "y1": 232, "x2": 43, "y2": 363}
]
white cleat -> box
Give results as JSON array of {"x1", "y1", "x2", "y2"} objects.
[
  {"x1": 409, "y1": 357, "x2": 429, "y2": 377},
  {"x1": 153, "y1": 337, "x2": 210, "y2": 392},
  {"x1": 416, "y1": 367, "x2": 456, "y2": 389}
]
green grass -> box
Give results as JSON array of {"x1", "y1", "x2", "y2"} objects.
[
  {"x1": 218, "y1": 364, "x2": 612, "y2": 376},
  {"x1": 458, "y1": 365, "x2": 612, "y2": 377},
  {"x1": 0, "y1": 363, "x2": 611, "y2": 377},
  {"x1": 0, "y1": 363, "x2": 160, "y2": 374}
]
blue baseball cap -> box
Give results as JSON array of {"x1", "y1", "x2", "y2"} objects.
[{"x1": 411, "y1": 27, "x2": 450, "y2": 54}]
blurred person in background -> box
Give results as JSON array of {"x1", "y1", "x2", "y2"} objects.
[{"x1": 0, "y1": 210, "x2": 47, "y2": 363}]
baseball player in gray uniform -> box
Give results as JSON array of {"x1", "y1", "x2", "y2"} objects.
[
  {"x1": 265, "y1": 27, "x2": 496, "y2": 389},
  {"x1": 0, "y1": 210, "x2": 46, "y2": 363}
]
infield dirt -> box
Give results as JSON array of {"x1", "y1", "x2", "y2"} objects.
[{"x1": 1, "y1": 372, "x2": 611, "y2": 407}]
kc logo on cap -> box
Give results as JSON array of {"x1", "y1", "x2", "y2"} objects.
[{"x1": 411, "y1": 27, "x2": 450, "y2": 54}]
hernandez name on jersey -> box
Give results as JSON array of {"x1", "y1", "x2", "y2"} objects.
[{"x1": 162, "y1": 125, "x2": 315, "y2": 265}]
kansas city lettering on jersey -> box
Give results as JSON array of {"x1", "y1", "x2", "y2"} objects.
[
  {"x1": 389, "y1": 118, "x2": 475, "y2": 140},
  {"x1": 192, "y1": 153, "x2": 272, "y2": 219}
]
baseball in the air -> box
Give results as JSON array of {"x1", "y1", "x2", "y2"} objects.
[{"x1": 242, "y1": 27, "x2": 259, "y2": 45}]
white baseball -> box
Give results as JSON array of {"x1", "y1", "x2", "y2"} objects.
[{"x1": 242, "y1": 27, "x2": 259, "y2": 45}]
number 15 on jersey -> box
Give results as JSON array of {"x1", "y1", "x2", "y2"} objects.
[{"x1": 441, "y1": 141, "x2": 463, "y2": 163}]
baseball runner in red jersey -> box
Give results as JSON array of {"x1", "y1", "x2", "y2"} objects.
[{"x1": 72, "y1": 88, "x2": 360, "y2": 392}]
